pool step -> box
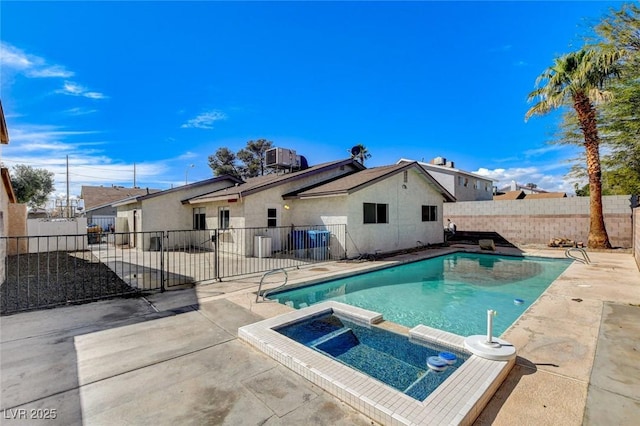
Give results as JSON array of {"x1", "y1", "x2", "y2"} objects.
[
  {"x1": 321, "y1": 340, "x2": 427, "y2": 393},
  {"x1": 308, "y1": 327, "x2": 356, "y2": 348}
]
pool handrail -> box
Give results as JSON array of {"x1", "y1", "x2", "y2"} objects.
[
  {"x1": 256, "y1": 268, "x2": 289, "y2": 302},
  {"x1": 565, "y1": 247, "x2": 591, "y2": 264}
]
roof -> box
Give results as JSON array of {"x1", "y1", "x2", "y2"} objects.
[
  {"x1": 1, "y1": 100, "x2": 9, "y2": 144},
  {"x1": 2, "y1": 168, "x2": 16, "y2": 203},
  {"x1": 187, "y1": 159, "x2": 366, "y2": 204},
  {"x1": 111, "y1": 174, "x2": 243, "y2": 207},
  {"x1": 286, "y1": 161, "x2": 456, "y2": 201},
  {"x1": 397, "y1": 158, "x2": 493, "y2": 182},
  {"x1": 81, "y1": 186, "x2": 162, "y2": 210},
  {"x1": 493, "y1": 190, "x2": 526, "y2": 200}
]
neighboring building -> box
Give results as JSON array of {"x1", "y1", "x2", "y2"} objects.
[
  {"x1": 493, "y1": 183, "x2": 567, "y2": 200},
  {"x1": 81, "y1": 185, "x2": 162, "y2": 230},
  {"x1": 397, "y1": 157, "x2": 494, "y2": 201},
  {"x1": 187, "y1": 160, "x2": 454, "y2": 257},
  {"x1": 493, "y1": 190, "x2": 526, "y2": 201}
]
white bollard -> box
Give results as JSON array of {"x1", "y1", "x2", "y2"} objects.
[{"x1": 485, "y1": 309, "x2": 500, "y2": 347}]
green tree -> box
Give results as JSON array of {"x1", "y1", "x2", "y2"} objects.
[
  {"x1": 595, "y1": 4, "x2": 640, "y2": 194},
  {"x1": 237, "y1": 139, "x2": 273, "y2": 178},
  {"x1": 208, "y1": 147, "x2": 240, "y2": 178},
  {"x1": 526, "y1": 47, "x2": 623, "y2": 249},
  {"x1": 557, "y1": 5, "x2": 640, "y2": 196},
  {"x1": 10, "y1": 165, "x2": 55, "y2": 208}
]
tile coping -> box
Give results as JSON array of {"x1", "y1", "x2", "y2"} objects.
[{"x1": 238, "y1": 301, "x2": 514, "y2": 426}]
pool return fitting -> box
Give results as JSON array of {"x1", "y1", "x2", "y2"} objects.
[{"x1": 464, "y1": 309, "x2": 516, "y2": 361}]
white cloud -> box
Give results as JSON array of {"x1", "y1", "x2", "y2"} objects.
[
  {"x1": 474, "y1": 165, "x2": 581, "y2": 194},
  {"x1": 57, "y1": 81, "x2": 107, "y2": 99},
  {"x1": 2, "y1": 122, "x2": 185, "y2": 198},
  {"x1": 27, "y1": 65, "x2": 74, "y2": 78},
  {"x1": 64, "y1": 107, "x2": 98, "y2": 116},
  {"x1": 1, "y1": 42, "x2": 105, "y2": 100},
  {"x1": 181, "y1": 110, "x2": 227, "y2": 129},
  {"x1": 0, "y1": 42, "x2": 35, "y2": 69},
  {"x1": 0, "y1": 42, "x2": 74, "y2": 78}
]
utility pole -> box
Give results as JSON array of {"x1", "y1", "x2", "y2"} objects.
[{"x1": 66, "y1": 155, "x2": 70, "y2": 218}]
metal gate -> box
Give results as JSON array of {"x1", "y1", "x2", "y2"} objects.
[{"x1": 1, "y1": 225, "x2": 347, "y2": 314}]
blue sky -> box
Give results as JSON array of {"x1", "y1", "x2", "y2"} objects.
[{"x1": 0, "y1": 1, "x2": 625, "y2": 200}]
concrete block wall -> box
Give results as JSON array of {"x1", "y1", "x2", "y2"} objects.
[{"x1": 443, "y1": 195, "x2": 634, "y2": 248}]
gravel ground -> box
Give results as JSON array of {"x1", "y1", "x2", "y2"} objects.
[{"x1": 1, "y1": 251, "x2": 137, "y2": 315}]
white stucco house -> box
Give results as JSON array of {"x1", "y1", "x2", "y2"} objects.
[
  {"x1": 112, "y1": 158, "x2": 455, "y2": 258},
  {"x1": 282, "y1": 161, "x2": 455, "y2": 256},
  {"x1": 185, "y1": 159, "x2": 366, "y2": 257},
  {"x1": 398, "y1": 158, "x2": 494, "y2": 201},
  {"x1": 186, "y1": 160, "x2": 454, "y2": 258}
]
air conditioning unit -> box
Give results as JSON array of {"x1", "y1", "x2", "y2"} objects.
[
  {"x1": 432, "y1": 157, "x2": 446, "y2": 166},
  {"x1": 266, "y1": 148, "x2": 297, "y2": 168}
]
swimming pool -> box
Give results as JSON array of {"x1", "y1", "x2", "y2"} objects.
[
  {"x1": 239, "y1": 301, "x2": 515, "y2": 425},
  {"x1": 269, "y1": 252, "x2": 572, "y2": 336},
  {"x1": 275, "y1": 312, "x2": 469, "y2": 401}
]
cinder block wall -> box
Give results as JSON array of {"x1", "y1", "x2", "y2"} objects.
[{"x1": 443, "y1": 195, "x2": 633, "y2": 248}]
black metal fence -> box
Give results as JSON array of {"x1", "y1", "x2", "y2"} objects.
[{"x1": 1, "y1": 224, "x2": 346, "y2": 314}]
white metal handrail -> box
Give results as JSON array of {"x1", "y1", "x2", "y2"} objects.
[
  {"x1": 565, "y1": 247, "x2": 591, "y2": 264},
  {"x1": 255, "y1": 268, "x2": 288, "y2": 302}
]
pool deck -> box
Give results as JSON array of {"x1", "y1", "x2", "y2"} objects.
[{"x1": 1, "y1": 246, "x2": 639, "y2": 424}]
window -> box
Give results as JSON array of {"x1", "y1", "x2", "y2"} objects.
[
  {"x1": 485, "y1": 182, "x2": 490, "y2": 192},
  {"x1": 363, "y1": 203, "x2": 388, "y2": 224},
  {"x1": 422, "y1": 205, "x2": 438, "y2": 222},
  {"x1": 219, "y1": 207, "x2": 230, "y2": 229},
  {"x1": 464, "y1": 177, "x2": 469, "y2": 187},
  {"x1": 193, "y1": 207, "x2": 206, "y2": 230},
  {"x1": 267, "y1": 208, "x2": 277, "y2": 227},
  {"x1": 458, "y1": 176, "x2": 463, "y2": 186},
  {"x1": 403, "y1": 170, "x2": 408, "y2": 183}
]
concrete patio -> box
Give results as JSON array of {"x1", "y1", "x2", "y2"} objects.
[{"x1": 1, "y1": 247, "x2": 639, "y2": 425}]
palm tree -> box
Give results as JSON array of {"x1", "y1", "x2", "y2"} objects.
[
  {"x1": 350, "y1": 143, "x2": 372, "y2": 165},
  {"x1": 526, "y1": 47, "x2": 622, "y2": 249}
]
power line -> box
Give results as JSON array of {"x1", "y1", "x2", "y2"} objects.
[{"x1": 1, "y1": 157, "x2": 135, "y2": 172}]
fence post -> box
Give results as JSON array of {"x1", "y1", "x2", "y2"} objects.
[
  {"x1": 213, "y1": 229, "x2": 219, "y2": 281},
  {"x1": 160, "y1": 231, "x2": 166, "y2": 292}
]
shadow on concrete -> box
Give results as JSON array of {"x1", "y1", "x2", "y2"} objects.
[
  {"x1": 473, "y1": 356, "x2": 538, "y2": 425},
  {"x1": 0, "y1": 288, "x2": 200, "y2": 424}
]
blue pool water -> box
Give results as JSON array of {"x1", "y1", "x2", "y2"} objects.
[
  {"x1": 275, "y1": 313, "x2": 469, "y2": 401},
  {"x1": 270, "y1": 253, "x2": 572, "y2": 336}
]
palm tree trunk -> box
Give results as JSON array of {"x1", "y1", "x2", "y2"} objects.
[{"x1": 574, "y1": 92, "x2": 612, "y2": 249}]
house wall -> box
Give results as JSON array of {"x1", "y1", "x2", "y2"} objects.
[
  {"x1": 6, "y1": 204, "x2": 28, "y2": 255},
  {"x1": 423, "y1": 167, "x2": 493, "y2": 201},
  {"x1": 444, "y1": 195, "x2": 633, "y2": 248},
  {"x1": 288, "y1": 197, "x2": 349, "y2": 258},
  {"x1": 135, "y1": 181, "x2": 239, "y2": 250},
  {"x1": 340, "y1": 169, "x2": 445, "y2": 255},
  {"x1": 198, "y1": 166, "x2": 360, "y2": 256}
]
